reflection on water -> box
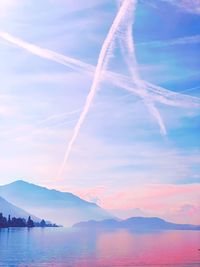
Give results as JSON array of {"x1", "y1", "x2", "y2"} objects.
[{"x1": 0, "y1": 227, "x2": 199, "y2": 266}]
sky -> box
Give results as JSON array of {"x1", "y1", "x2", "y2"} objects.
[{"x1": 0, "y1": 0, "x2": 200, "y2": 224}]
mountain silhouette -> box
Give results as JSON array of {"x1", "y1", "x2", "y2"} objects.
[
  {"x1": 0, "y1": 180, "x2": 114, "y2": 226},
  {"x1": 0, "y1": 196, "x2": 39, "y2": 221},
  {"x1": 73, "y1": 217, "x2": 200, "y2": 231}
]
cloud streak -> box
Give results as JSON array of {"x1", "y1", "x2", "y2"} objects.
[
  {"x1": 58, "y1": 0, "x2": 134, "y2": 176},
  {"x1": 119, "y1": 0, "x2": 166, "y2": 134},
  {"x1": 163, "y1": 0, "x2": 200, "y2": 14},
  {"x1": 141, "y1": 0, "x2": 200, "y2": 14},
  {"x1": 138, "y1": 34, "x2": 200, "y2": 47},
  {"x1": 38, "y1": 108, "x2": 81, "y2": 126},
  {"x1": 0, "y1": 31, "x2": 199, "y2": 109}
]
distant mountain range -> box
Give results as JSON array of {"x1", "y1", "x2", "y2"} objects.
[
  {"x1": 0, "y1": 196, "x2": 39, "y2": 221},
  {"x1": 0, "y1": 180, "x2": 114, "y2": 226},
  {"x1": 2, "y1": 181, "x2": 198, "y2": 230},
  {"x1": 73, "y1": 217, "x2": 200, "y2": 231}
]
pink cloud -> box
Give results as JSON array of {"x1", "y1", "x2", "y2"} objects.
[{"x1": 67, "y1": 183, "x2": 200, "y2": 224}]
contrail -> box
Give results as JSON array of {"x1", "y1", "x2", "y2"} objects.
[
  {"x1": 118, "y1": 0, "x2": 166, "y2": 135},
  {"x1": 35, "y1": 83, "x2": 200, "y2": 131},
  {"x1": 180, "y1": 85, "x2": 200, "y2": 94},
  {"x1": 1, "y1": 16, "x2": 199, "y2": 176},
  {"x1": 58, "y1": 0, "x2": 134, "y2": 176},
  {"x1": 137, "y1": 34, "x2": 200, "y2": 47},
  {"x1": 0, "y1": 31, "x2": 199, "y2": 108},
  {"x1": 0, "y1": 31, "x2": 94, "y2": 74},
  {"x1": 38, "y1": 108, "x2": 81, "y2": 125}
]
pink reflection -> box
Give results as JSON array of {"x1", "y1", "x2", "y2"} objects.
[
  {"x1": 21, "y1": 230, "x2": 200, "y2": 267},
  {"x1": 93, "y1": 230, "x2": 200, "y2": 267}
]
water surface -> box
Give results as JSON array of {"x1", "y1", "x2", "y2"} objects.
[{"x1": 0, "y1": 227, "x2": 199, "y2": 266}]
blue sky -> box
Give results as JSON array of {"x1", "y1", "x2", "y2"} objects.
[{"x1": 0, "y1": 0, "x2": 200, "y2": 223}]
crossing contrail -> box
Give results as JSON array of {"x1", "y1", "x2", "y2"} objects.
[
  {"x1": 118, "y1": 0, "x2": 166, "y2": 135},
  {"x1": 0, "y1": 31, "x2": 199, "y2": 109},
  {"x1": 0, "y1": 0, "x2": 200, "y2": 177},
  {"x1": 58, "y1": 0, "x2": 134, "y2": 176},
  {"x1": 0, "y1": 0, "x2": 199, "y2": 184}
]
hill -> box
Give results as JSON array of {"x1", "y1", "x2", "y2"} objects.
[
  {"x1": 73, "y1": 217, "x2": 200, "y2": 231},
  {"x1": 0, "y1": 180, "x2": 114, "y2": 226},
  {"x1": 0, "y1": 196, "x2": 39, "y2": 221}
]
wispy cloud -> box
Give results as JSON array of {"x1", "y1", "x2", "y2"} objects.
[
  {"x1": 164, "y1": 0, "x2": 200, "y2": 14},
  {"x1": 49, "y1": 0, "x2": 110, "y2": 13},
  {"x1": 142, "y1": 0, "x2": 200, "y2": 14},
  {"x1": 68, "y1": 183, "x2": 200, "y2": 223},
  {"x1": 138, "y1": 34, "x2": 200, "y2": 47},
  {"x1": 0, "y1": 106, "x2": 15, "y2": 117},
  {"x1": 38, "y1": 108, "x2": 81, "y2": 126},
  {"x1": 0, "y1": 0, "x2": 25, "y2": 18}
]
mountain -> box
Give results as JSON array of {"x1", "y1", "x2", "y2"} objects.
[
  {"x1": 111, "y1": 208, "x2": 148, "y2": 218},
  {"x1": 0, "y1": 180, "x2": 114, "y2": 226},
  {"x1": 73, "y1": 217, "x2": 200, "y2": 231},
  {"x1": 0, "y1": 196, "x2": 39, "y2": 221}
]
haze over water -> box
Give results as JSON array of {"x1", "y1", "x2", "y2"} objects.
[{"x1": 0, "y1": 228, "x2": 199, "y2": 267}]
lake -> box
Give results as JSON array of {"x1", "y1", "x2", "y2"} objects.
[{"x1": 0, "y1": 228, "x2": 199, "y2": 266}]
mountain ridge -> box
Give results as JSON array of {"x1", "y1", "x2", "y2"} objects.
[
  {"x1": 2, "y1": 180, "x2": 98, "y2": 206},
  {"x1": 0, "y1": 196, "x2": 40, "y2": 221},
  {"x1": 73, "y1": 217, "x2": 200, "y2": 231},
  {"x1": 0, "y1": 180, "x2": 114, "y2": 226}
]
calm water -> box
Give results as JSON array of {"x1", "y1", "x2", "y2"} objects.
[{"x1": 0, "y1": 227, "x2": 199, "y2": 267}]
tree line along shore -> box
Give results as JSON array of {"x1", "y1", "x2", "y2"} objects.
[{"x1": 0, "y1": 212, "x2": 59, "y2": 228}]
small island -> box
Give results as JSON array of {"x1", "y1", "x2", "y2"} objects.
[{"x1": 0, "y1": 212, "x2": 59, "y2": 228}]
